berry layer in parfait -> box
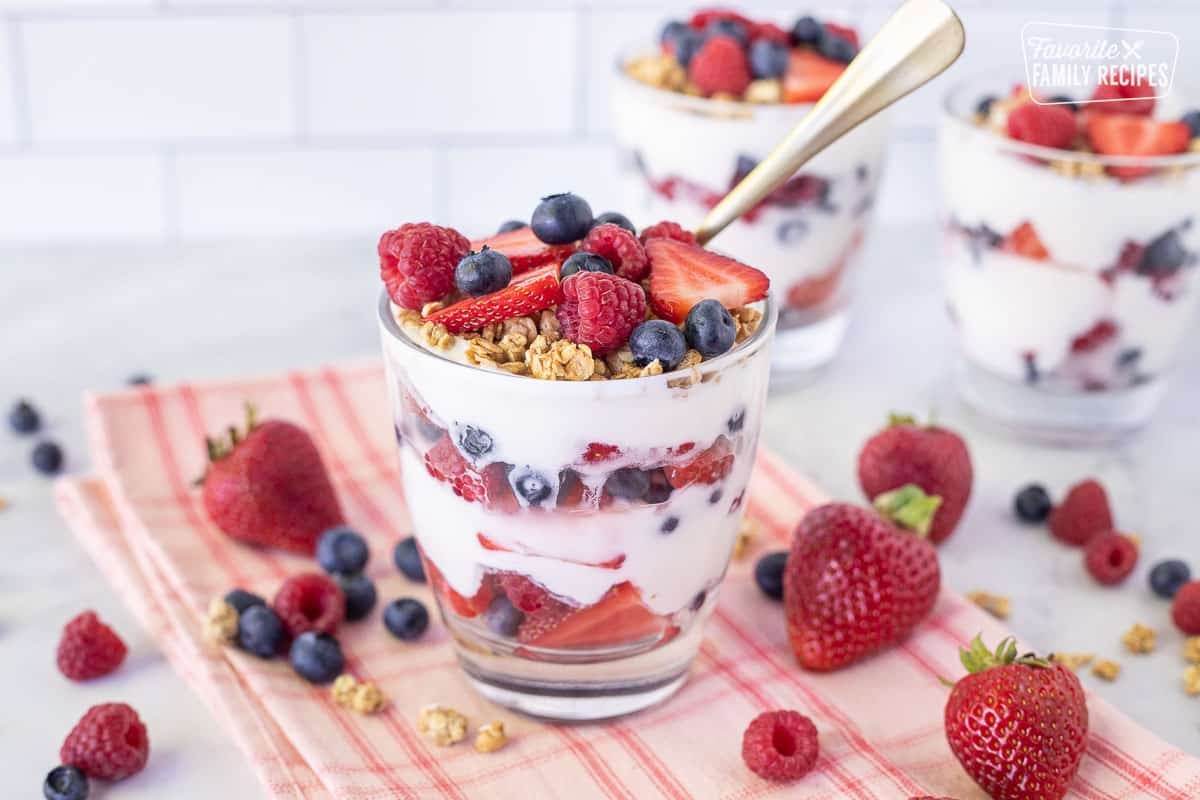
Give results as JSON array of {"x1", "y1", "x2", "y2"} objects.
[
  {"x1": 376, "y1": 193, "x2": 775, "y2": 719},
  {"x1": 939, "y1": 77, "x2": 1200, "y2": 443}
]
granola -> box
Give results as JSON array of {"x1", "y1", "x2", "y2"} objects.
[
  {"x1": 474, "y1": 720, "x2": 508, "y2": 753},
  {"x1": 1185, "y1": 665, "x2": 1200, "y2": 696},
  {"x1": 732, "y1": 516, "x2": 759, "y2": 561},
  {"x1": 1091, "y1": 659, "x2": 1121, "y2": 682},
  {"x1": 966, "y1": 591, "x2": 1011, "y2": 621},
  {"x1": 203, "y1": 598, "x2": 239, "y2": 645},
  {"x1": 1051, "y1": 652, "x2": 1095, "y2": 672},
  {"x1": 1121, "y1": 623, "x2": 1157, "y2": 655},
  {"x1": 417, "y1": 705, "x2": 468, "y2": 746},
  {"x1": 1184, "y1": 637, "x2": 1200, "y2": 665}
]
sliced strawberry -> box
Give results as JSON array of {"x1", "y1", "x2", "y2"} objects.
[
  {"x1": 1090, "y1": 76, "x2": 1155, "y2": 116},
  {"x1": 471, "y1": 227, "x2": 575, "y2": 275},
  {"x1": 645, "y1": 238, "x2": 769, "y2": 324},
  {"x1": 1006, "y1": 102, "x2": 1076, "y2": 150},
  {"x1": 581, "y1": 442, "x2": 622, "y2": 463},
  {"x1": 518, "y1": 582, "x2": 665, "y2": 649},
  {"x1": 1086, "y1": 115, "x2": 1190, "y2": 179},
  {"x1": 664, "y1": 435, "x2": 734, "y2": 489},
  {"x1": 783, "y1": 49, "x2": 845, "y2": 104},
  {"x1": 823, "y1": 22, "x2": 860, "y2": 48},
  {"x1": 1070, "y1": 320, "x2": 1118, "y2": 353},
  {"x1": 477, "y1": 535, "x2": 625, "y2": 569},
  {"x1": 424, "y1": 557, "x2": 493, "y2": 619},
  {"x1": 425, "y1": 265, "x2": 562, "y2": 333},
  {"x1": 1002, "y1": 222, "x2": 1050, "y2": 261}
]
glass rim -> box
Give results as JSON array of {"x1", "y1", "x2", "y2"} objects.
[
  {"x1": 378, "y1": 289, "x2": 778, "y2": 392},
  {"x1": 941, "y1": 73, "x2": 1200, "y2": 168}
]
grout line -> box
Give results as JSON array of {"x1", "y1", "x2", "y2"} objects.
[
  {"x1": 162, "y1": 147, "x2": 180, "y2": 244},
  {"x1": 7, "y1": 17, "x2": 32, "y2": 148},
  {"x1": 290, "y1": 11, "x2": 309, "y2": 143}
]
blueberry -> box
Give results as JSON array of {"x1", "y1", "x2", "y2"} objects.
[
  {"x1": 289, "y1": 631, "x2": 345, "y2": 684},
  {"x1": 1181, "y1": 110, "x2": 1200, "y2": 137},
  {"x1": 727, "y1": 408, "x2": 746, "y2": 433},
  {"x1": 644, "y1": 469, "x2": 674, "y2": 504},
  {"x1": 629, "y1": 320, "x2": 688, "y2": 371},
  {"x1": 709, "y1": 488, "x2": 724, "y2": 505},
  {"x1": 660, "y1": 20, "x2": 688, "y2": 47},
  {"x1": 485, "y1": 596, "x2": 524, "y2": 638},
  {"x1": 777, "y1": 219, "x2": 809, "y2": 244},
  {"x1": 671, "y1": 28, "x2": 704, "y2": 67},
  {"x1": 393, "y1": 536, "x2": 426, "y2": 583},
  {"x1": 224, "y1": 588, "x2": 265, "y2": 615},
  {"x1": 560, "y1": 251, "x2": 614, "y2": 279},
  {"x1": 1117, "y1": 347, "x2": 1143, "y2": 368},
  {"x1": 1013, "y1": 484, "x2": 1052, "y2": 524},
  {"x1": 8, "y1": 399, "x2": 40, "y2": 434},
  {"x1": 605, "y1": 468, "x2": 650, "y2": 500},
  {"x1": 733, "y1": 154, "x2": 758, "y2": 183},
  {"x1": 32, "y1": 441, "x2": 63, "y2": 475},
  {"x1": 591, "y1": 211, "x2": 635, "y2": 234},
  {"x1": 497, "y1": 219, "x2": 527, "y2": 234},
  {"x1": 1139, "y1": 229, "x2": 1192, "y2": 275},
  {"x1": 1045, "y1": 94, "x2": 1077, "y2": 110},
  {"x1": 791, "y1": 15, "x2": 823, "y2": 46},
  {"x1": 690, "y1": 590, "x2": 707, "y2": 611},
  {"x1": 531, "y1": 193, "x2": 593, "y2": 245},
  {"x1": 237, "y1": 604, "x2": 286, "y2": 658},
  {"x1": 975, "y1": 95, "x2": 998, "y2": 117},
  {"x1": 1149, "y1": 560, "x2": 1192, "y2": 599},
  {"x1": 684, "y1": 299, "x2": 736, "y2": 358},
  {"x1": 455, "y1": 248, "x2": 513, "y2": 297},
  {"x1": 127, "y1": 373, "x2": 153, "y2": 386},
  {"x1": 818, "y1": 33, "x2": 857, "y2": 63},
  {"x1": 335, "y1": 572, "x2": 378, "y2": 622},
  {"x1": 749, "y1": 39, "x2": 789, "y2": 79},
  {"x1": 383, "y1": 598, "x2": 430, "y2": 641},
  {"x1": 43, "y1": 765, "x2": 88, "y2": 800},
  {"x1": 457, "y1": 425, "x2": 494, "y2": 459},
  {"x1": 706, "y1": 19, "x2": 748, "y2": 46},
  {"x1": 416, "y1": 415, "x2": 443, "y2": 443},
  {"x1": 510, "y1": 467, "x2": 553, "y2": 506},
  {"x1": 316, "y1": 526, "x2": 370, "y2": 575},
  {"x1": 660, "y1": 516, "x2": 680, "y2": 534},
  {"x1": 754, "y1": 551, "x2": 788, "y2": 600}
]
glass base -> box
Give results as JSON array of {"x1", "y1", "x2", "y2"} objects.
[
  {"x1": 955, "y1": 357, "x2": 1166, "y2": 446},
  {"x1": 463, "y1": 666, "x2": 687, "y2": 721},
  {"x1": 770, "y1": 309, "x2": 848, "y2": 389}
]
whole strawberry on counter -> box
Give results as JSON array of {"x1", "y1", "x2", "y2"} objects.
[
  {"x1": 200, "y1": 404, "x2": 344, "y2": 555},
  {"x1": 857, "y1": 413, "x2": 973, "y2": 545},
  {"x1": 945, "y1": 636, "x2": 1088, "y2": 800},
  {"x1": 783, "y1": 486, "x2": 942, "y2": 671}
]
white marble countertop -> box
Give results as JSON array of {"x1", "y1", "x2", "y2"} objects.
[{"x1": 2, "y1": 223, "x2": 1197, "y2": 796}]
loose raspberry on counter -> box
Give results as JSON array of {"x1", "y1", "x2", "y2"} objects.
[
  {"x1": 273, "y1": 573, "x2": 346, "y2": 638},
  {"x1": 56, "y1": 611, "x2": 127, "y2": 681},
  {"x1": 60, "y1": 703, "x2": 150, "y2": 782},
  {"x1": 639, "y1": 220, "x2": 697, "y2": 246},
  {"x1": 1172, "y1": 582, "x2": 1200, "y2": 635},
  {"x1": 688, "y1": 36, "x2": 752, "y2": 97},
  {"x1": 741, "y1": 709, "x2": 819, "y2": 781},
  {"x1": 579, "y1": 223, "x2": 649, "y2": 282},
  {"x1": 555, "y1": 271, "x2": 646, "y2": 356},
  {"x1": 1084, "y1": 532, "x2": 1139, "y2": 585},
  {"x1": 1048, "y1": 478, "x2": 1114, "y2": 547},
  {"x1": 379, "y1": 223, "x2": 470, "y2": 311}
]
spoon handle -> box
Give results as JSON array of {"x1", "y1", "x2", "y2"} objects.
[{"x1": 694, "y1": 0, "x2": 966, "y2": 246}]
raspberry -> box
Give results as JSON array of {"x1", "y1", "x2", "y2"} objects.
[
  {"x1": 273, "y1": 573, "x2": 345, "y2": 638},
  {"x1": 688, "y1": 36, "x2": 752, "y2": 97},
  {"x1": 639, "y1": 220, "x2": 696, "y2": 246},
  {"x1": 751, "y1": 22, "x2": 790, "y2": 45},
  {"x1": 555, "y1": 271, "x2": 646, "y2": 356},
  {"x1": 1006, "y1": 102, "x2": 1076, "y2": 150},
  {"x1": 60, "y1": 703, "x2": 149, "y2": 781},
  {"x1": 56, "y1": 611, "x2": 127, "y2": 681},
  {"x1": 495, "y1": 572, "x2": 558, "y2": 614},
  {"x1": 378, "y1": 222, "x2": 470, "y2": 311},
  {"x1": 741, "y1": 710, "x2": 819, "y2": 782},
  {"x1": 1084, "y1": 532, "x2": 1139, "y2": 585},
  {"x1": 1049, "y1": 479, "x2": 1114, "y2": 546},
  {"x1": 582, "y1": 442, "x2": 622, "y2": 463},
  {"x1": 1172, "y1": 582, "x2": 1200, "y2": 635},
  {"x1": 579, "y1": 223, "x2": 649, "y2": 282}
]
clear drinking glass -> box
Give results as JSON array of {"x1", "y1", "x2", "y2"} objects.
[
  {"x1": 379, "y1": 293, "x2": 776, "y2": 720},
  {"x1": 939, "y1": 77, "x2": 1200, "y2": 444},
  {"x1": 611, "y1": 53, "x2": 889, "y2": 386}
]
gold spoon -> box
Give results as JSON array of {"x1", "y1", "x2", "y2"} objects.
[{"x1": 694, "y1": 0, "x2": 966, "y2": 246}]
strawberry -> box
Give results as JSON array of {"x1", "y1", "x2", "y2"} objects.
[
  {"x1": 750, "y1": 22, "x2": 790, "y2": 45},
  {"x1": 945, "y1": 637, "x2": 1088, "y2": 800},
  {"x1": 581, "y1": 442, "x2": 621, "y2": 463},
  {"x1": 378, "y1": 222, "x2": 470, "y2": 310},
  {"x1": 1069, "y1": 320, "x2": 1118, "y2": 353},
  {"x1": 422, "y1": 433, "x2": 514, "y2": 509},
  {"x1": 424, "y1": 264, "x2": 562, "y2": 333},
  {"x1": 1006, "y1": 102, "x2": 1076, "y2": 150},
  {"x1": 645, "y1": 238, "x2": 769, "y2": 324},
  {"x1": 517, "y1": 581, "x2": 664, "y2": 649},
  {"x1": 1002, "y1": 221, "x2": 1050, "y2": 261},
  {"x1": 688, "y1": 36, "x2": 752, "y2": 97},
  {"x1": 639, "y1": 220, "x2": 696, "y2": 246},
  {"x1": 471, "y1": 226, "x2": 575, "y2": 275},
  {"x1": 201, "y1": 405, "x2": 343, "y2": 555},
  {"x1": 663, "y1": 435, "x2": 734, "y2": 488},
  {"x1": 783, "y1": 495, "x2": 941, "y2": 671},
  {"x1": 555, "y1": 271, "x2": 645, "y2": 356},
  {"x1": 783, "y1": 49, "x2": 845, "y2": 103},
  {"x1": 1090, "y1": 75, "x2": 1155, "y2": 116},
  {"x1": 823, "y1": 22, "x2": 860, "y2": 48},
  {"x1": 856, "y1": 414, "x2": 973, "y2": 545},
  {"x1": 425, "y1": 558, "x2": 493, "y2": 619},
  {"x1": 688, "y1": 8, "x2": 754, "y2": 31},
  {"x1": 1086, "y1": 114, "x2": 1190, "y2": 179},
  {"x1": 1048, "y1": 478, "x2": 1113, "y2": 546}
]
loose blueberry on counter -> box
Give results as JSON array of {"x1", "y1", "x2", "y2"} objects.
[
  {"x1": 9, "y1": 399, "x2": 41, "y2": 434},
  {"x1": 238, "y1": 604, "x2": 287, "y2": 658},
  {"x1": 485, "y1": 596, "x2": 524, "y2": 638},
  {"x1": 455, "y1": 247, "x2": 513, "y2": 297},
  {"x1": 790, "y1": 15, "x2": 823, "y2": 46},
  {"x1": 316, "y1": 526, "x2": 370, "y2": 575},
  {"x1": 1182, "y1": 110, "x2": 1200, "y2": 138},
  {"x1": 224, "y1": 588, "x2": 266, "y2": 614},
  {"x1": 458, "y1": 425, "x2": 495, "y2": 459},
  {"x1": 684, "y1": 299, "x2": 737, "y2": 358},
  {"x1": 644, "y1": 469, "x2": 674, "y2": 504},
  {"x1": 660, "y1": 515, "x2": 680, "y2": 534},
  {"x1": 289, "y1": 631, "x2": 345, "y2": 684},
  {"x1": 1013, "y1": 484, "x2": 1052, "y2": 524},
  {"x1": 393, "y1": 536, "x2": 426, "y2": 583},
  {"x1": 818, "y1": 33, "x2": 857, "y2": 63},
  {"x1": 531, "y1": 193, "x2": 593, "y2": 245},
  {"x1": 511, "y1": 467, "x2": 553, "y2": 506},
  {"x1": 43, "y1": 765, "x2": 88, "y2": 800},
  {"x1": 705, "y1": 18, "x2": 748, "y2": 45},
  {"x1": 32, "y1": 441, "x2": 64, "y2": 475},
  {"x1": 336, "y1": 573, "x2": 378, "y2": 622},
  {"x1": 749, "y1": 39, "x2": 789, "y2": 80},
  {"x1": 560, "y1": 251, "x2": 614, "y2": 279},
  {"x1": 497, "y1": 219, "x2": 527, "y2": 234},
  {"x1": 629, "y1": 320, "x2": 688, "y2": 371},
  {"x1": 591, "y1": 211, "x2": 635, "y2": 234},
  {"x1": 605, "y1": 468, "x2": 651, "y2": 501},
  {"x1": 727, "y1": 408, "x2": 746, "y2": 434},
  {"x1": 755, "y1": 552, "x2": 788, "y2": 600},
  {"x1": 384, "y1": 598, "x2": 430, "y2": 641},
  {"x1": 1149, "y1": 559, "x2": 1192, "y2": 600}
]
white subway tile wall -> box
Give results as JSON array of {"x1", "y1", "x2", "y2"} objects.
[{"x1": 0, "y1": 0, "x2": 1190, "y2": 244}]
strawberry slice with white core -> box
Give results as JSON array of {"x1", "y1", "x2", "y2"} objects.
[
  {"x1": 646, "y1": 238, "x2": 770, "y2": 324},
  {"x1": 471, "y1": 227, "x2": 575, "y2": 275},
  {"x1": 425, "y1": 264, "x2": 561, "y2": 333},
  {"x1": 1086, "y1": 114, "x2": 1190, "y2": 179},
  {"x1": 783, "y1": 50, "x2": 845, "y2": 104}
]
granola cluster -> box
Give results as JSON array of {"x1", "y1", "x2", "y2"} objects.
[
  {"x1": 203, "y1": 598, "x2": 239, "y2": 645},
  {"x1": 966, "y1": 591, "x2": 1011, "y2": 621},
  {"x1": 331, "y1": 674, "x2": 388, "y2": 715},
  {"x1": 415, "y1": 706, "x2": 509, "y2": 753}
]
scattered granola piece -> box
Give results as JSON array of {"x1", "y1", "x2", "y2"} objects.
[
  {"x1": 1185, "y1": 665, "x2": 1200, "y2": 696},
  {"x1": 474, "y1": 720, "x2": 508, "y2": 753},
  {"x1": 1185, "y1": 637, "x2": 1200, "y2": 665},
  {"x1": 417, "y1": 705, "x2": 468, "y2": 746},
  {"x1": 744, "y1": 79, "x2": 782, "y2": 104},
  {"x1": 352, "y1": 682, "x2": 387, "y2": 714},
  {"x1": 732, "y1": 516, "x2": 759, "y2": 560},
  {"x1": 203, "y1": 598, "x2": 239, "y2": 645},
  {"x1": 966, "y1": 591, "x2": 1011, "y2": 621},
  {"x1": 331, "y1": 674, "x2": 358, "y2": 706},
  {"x1": 1121, "y1": 623, "x2": 1157, "y2": 655},
  {"x1": 1092, "y1": 659, "x2": 1121, "y2": 682},
  {"x1": 1051, "y1": 652, "x2": 1095, "y2": 672}
]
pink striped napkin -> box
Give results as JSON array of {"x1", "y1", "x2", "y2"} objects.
[{"x1": 55, "y1": 361, "x2": 1200, "y2": 799}]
